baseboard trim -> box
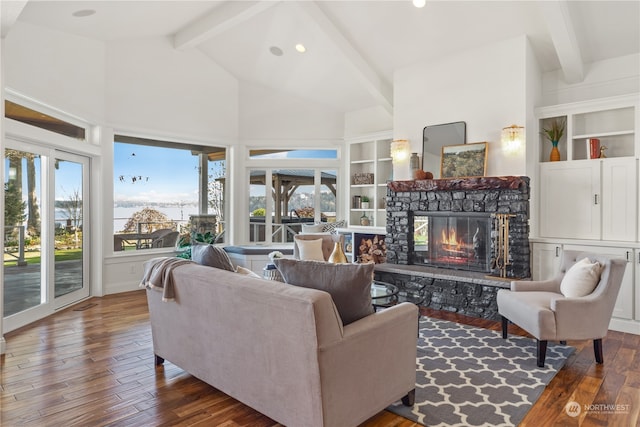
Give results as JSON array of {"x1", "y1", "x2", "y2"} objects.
[{"x1": 609, "y1": 318, "x2": 640, "y2": 335}]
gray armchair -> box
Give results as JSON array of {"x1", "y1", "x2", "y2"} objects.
[{"x1": 497, "y1": 250, "x2": 627, "y2": 367}]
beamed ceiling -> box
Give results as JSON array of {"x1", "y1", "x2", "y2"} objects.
[{"x1": 1, "y1": 1, "x2": 639, "y2": 114}]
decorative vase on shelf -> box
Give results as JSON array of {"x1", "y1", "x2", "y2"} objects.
[
  {"x1": 549, "y1": 141, "x2": 561, "y2": 162},
  {"x1": 360, "y1": 214, "x2": 370, "y2": 226},
  {"x1": 328, "y1": 241, "x2": 347, "y2": 263}
]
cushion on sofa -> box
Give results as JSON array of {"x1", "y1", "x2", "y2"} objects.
[
  {"x1": 560, "y1": 257, "x2": 603, "y2": 297},
  {"x1": 192, "y1": 244, "x2": 236, "y2": 272},
  {"x1": 273, "y1": 258, "x2": 375, "y2": 325},
  {"x1": 301, "y1": 223, "x2": 326, "y2": 233},
  {"x1": 295, "y1": 238, "x2": 325, "y2": 261}
]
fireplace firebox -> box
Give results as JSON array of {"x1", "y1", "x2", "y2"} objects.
[{"x1": 413, "y1": 212, "x2": 492, "y2": 273}]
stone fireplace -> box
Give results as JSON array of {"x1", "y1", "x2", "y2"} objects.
[
  {"x1": 386, "y1": 176, "x2": 530, "y2": 279},
  {"x1": 375, "y1": 176, "x2": 530, "y2": 320}
]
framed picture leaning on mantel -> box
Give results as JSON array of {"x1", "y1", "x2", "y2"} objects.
[{"x1": 440, "y1": 142, "x2": 488, "y2": 178}]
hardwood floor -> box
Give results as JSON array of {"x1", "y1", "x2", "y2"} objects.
[{"x1": 2, "y1": 291, "x2": 638, "y2": 426}]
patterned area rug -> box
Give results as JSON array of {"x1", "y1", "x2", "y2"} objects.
[{"x1": 388, "y1": 317, "x2": 575, "y2": 427}]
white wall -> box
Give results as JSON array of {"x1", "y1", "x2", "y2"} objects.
[
  {"x1": 4, "y1": 21, "x2": 106, "y2": 123},
  {"x1": 393, "y1": 35, "x2": 533, "y2": 178},
  {"x1": 541, "y1": 53, "x2": 640, "y2": 106},
  {"x1": 239, "y1": 82, "x2": 344, "y2": 142},
  {"x1": 344, "y1": 105, "x2": 393, "y2": 138},
  {"x1": 106, "y1": 36, "x2": 239, "y2": 142}
]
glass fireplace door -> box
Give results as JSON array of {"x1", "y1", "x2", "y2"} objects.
[{"x1": 414, "y1": 213, "x2": 491, "y2": 273}]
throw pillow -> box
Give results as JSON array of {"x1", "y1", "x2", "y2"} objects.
[
  {"x1": 323, "y1": 220, "x2": 347, "y2": 234},
  {"x1": 191, "y1": 244, "x2": 236, "y2": 272},
  {"x1": 560, "y1": 257, "x2": 603, "y2": 298},
  {"x1": 295, "y1": 238, "x2": 325, "y2": 261},
  {"x1": 236, "y1": 266, "x2": 262, "y2": 278},
  {"x1": 273, "y1": 258, "x2": 375, "y2": 325},
  {"x1": 301, "y1": 223, "x2": 326, "y2": 234}
]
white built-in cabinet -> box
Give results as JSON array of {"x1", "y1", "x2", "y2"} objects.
[
  {"x1": 346, "y1": 131, "x2": 393, "y2": 229},
  {"x1": 539, "y1": 158, "x2": 636, "y2": 241},
  {"x1": 530, "y1": 242, "x2": 562, "y2": 281},
  {"x1": 533, "y1": 93, "x2": 640, "y2": 335}
]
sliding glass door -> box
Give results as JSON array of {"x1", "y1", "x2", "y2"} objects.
[
  {"x1": 3, "y1": 140, "x2": 89, "y2": 332},
  {"x1": 53, "y1": 153, "x2": 89, "y2": 308}
]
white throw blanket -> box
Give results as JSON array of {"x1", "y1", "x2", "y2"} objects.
[{"x1": 140, "y1": 257, "x2": 195, "y2": 302}]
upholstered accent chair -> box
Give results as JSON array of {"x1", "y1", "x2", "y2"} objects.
[
  {"x1": 497, "y1": 250, "x2": 627, "y2": 367},
  {"x1": 293, "y1": 233, "x2": 345, "y2": 261}
]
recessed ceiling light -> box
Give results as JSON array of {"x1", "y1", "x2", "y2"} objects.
[
  {"x1": 269, "y1": 46, "x2": 284, "y2": 56},
  {"x1": 72, "y1": 9, "x2": 96, "y2": 17},
  {"x1": 295, "y1": 44, "x2": 306, "y2": 53},
  {"x1": 413, "y1": 0, "x2": 426, "y2": 8}
]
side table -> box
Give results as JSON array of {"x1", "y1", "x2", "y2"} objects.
[
  {"x1": 263, "y1": 264, "x2": 283, "y2": 282},
  {"x1": 371, "y1": 280, "x2": 399, "y2": 311}
]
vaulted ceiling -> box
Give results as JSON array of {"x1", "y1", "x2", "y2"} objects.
[{"x1": 2, "y1": 1, "x2": 639, "y2": 113}]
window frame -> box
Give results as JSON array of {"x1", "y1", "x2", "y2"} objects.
[
  {"x1": 112, "y1": 133, "x2": 229, "y2": 253},
  {"x1": 244, "y1": 147, "x2": 342, "y2": 245}
]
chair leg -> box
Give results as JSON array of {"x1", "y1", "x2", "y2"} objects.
[
  {"x1": 594, "y1": 339, "x2": 604, "y2": 364},
  {"x1": 560, "y1": 340, "x2": 567, "y2": 345},
  {"x1": 501, "y1": 316, "x2": 509, "y2": 339},
  {"x1": 537, "y1": 340, "x2": 548, "y2": 367}
]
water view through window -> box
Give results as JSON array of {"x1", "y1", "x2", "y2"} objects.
[{"x1": 113, "y1": 137, "x2": 226, "y2": 251}]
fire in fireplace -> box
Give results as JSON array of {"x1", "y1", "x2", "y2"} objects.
[{"x1": 412, "y1": 212, "x2": 492, "y2": 273}]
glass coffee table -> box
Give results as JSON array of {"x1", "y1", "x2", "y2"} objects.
[{"x1": 371, "y1": 280, "x2": 399, "y2": 310}]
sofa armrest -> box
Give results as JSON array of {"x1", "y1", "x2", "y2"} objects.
[
  {"x1": 511, "y1": 277, "x2": 561, "y2": 293},
  {"x1": 316, "y1": 302, "x2": 419, "y2": 426}
]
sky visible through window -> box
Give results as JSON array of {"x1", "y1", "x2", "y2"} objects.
[{"x1": 114, "y1": 143, "x2": 199, "y2": 205}]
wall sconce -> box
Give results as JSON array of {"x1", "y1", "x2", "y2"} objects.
[
  {"x1": 501, "y1": 125, "x2": 524, "y2": 154},
  {"x1": 391, "y1": 139, "x2": 410, "y2": 163}
]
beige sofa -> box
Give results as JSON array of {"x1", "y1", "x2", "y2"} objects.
[{"x1": 146, "y1": 262, "x2": 418, "y2": 427}]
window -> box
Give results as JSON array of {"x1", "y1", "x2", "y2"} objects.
[
  {"x1": 249, "y1": 149, "x2": 338, "y2": 160},
  {"x1": 4, "y1": 100, "x2": 86, "y2": 140},
  {"x1": 113, "y1": 135, "x2": 226, "y2": 252},
  {"x1": 246, "y1": 146, "x2": 340, "y2": 243}
]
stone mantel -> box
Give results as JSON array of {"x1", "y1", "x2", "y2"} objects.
[{"x1": 387, "y1": 176, "x2": 528, "y2": 193}]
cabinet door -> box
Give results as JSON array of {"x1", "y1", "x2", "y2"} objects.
[
  {"x1": 539, "y1": 162, "x2": 600, "y2": 239},
  {"x1": 565, "y1": 244, "x2": 633, "y2": 320},
  {"x1": 601, "y1": 158, "x2": 637, "y2": 241},
  {"x1": 531, "y1": 243, "x2": 562, "y2": 281}
]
